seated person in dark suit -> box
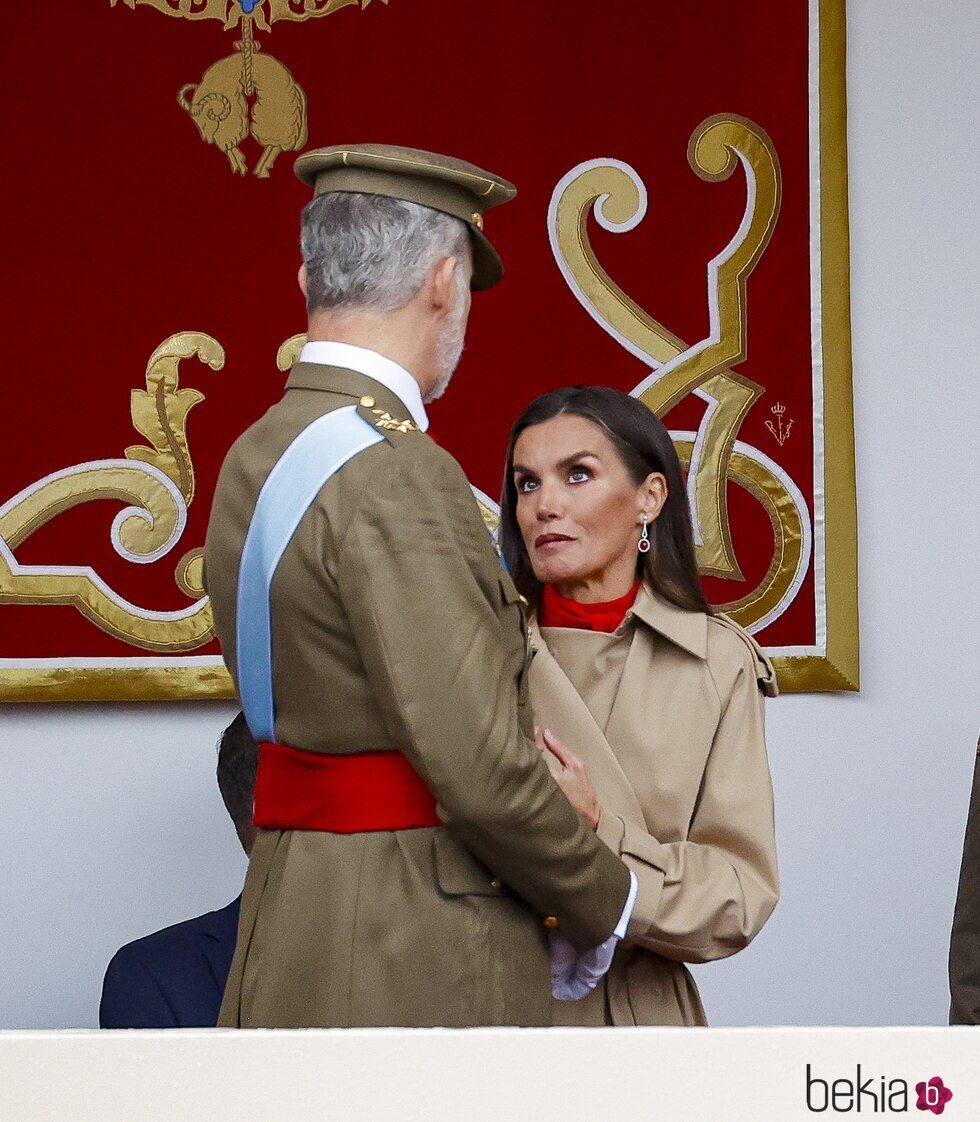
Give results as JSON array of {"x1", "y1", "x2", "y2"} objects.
[{"x1": 99, "y1": 714, "x2": 257, "y2": 1028}]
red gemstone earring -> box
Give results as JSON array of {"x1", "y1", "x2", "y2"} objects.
[{"x1": 637, "y1": 514, "x2": 651, "y2": 554}]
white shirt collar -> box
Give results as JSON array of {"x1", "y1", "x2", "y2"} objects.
[{"x1": 298, "y1": 341, "x2": 429, "y2": 432}]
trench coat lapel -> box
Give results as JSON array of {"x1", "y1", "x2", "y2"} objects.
[
  {"x1": 601, "y1": 627, "x2": 648, "y2": 777},
  {"x1": 602, "y1": 589, "x2": 714, "y2": 816},
  {"x1": 528, "y1": 620, "x2": 647, "y2": 828}
]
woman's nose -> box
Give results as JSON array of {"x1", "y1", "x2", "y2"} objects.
[{"x1": 535, "y1": 480, "x2": 563, "y2": 519}]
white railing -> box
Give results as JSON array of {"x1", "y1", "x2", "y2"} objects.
[{"x1": 0, "y1": 1027, "x2": 975, "y2": 1121}]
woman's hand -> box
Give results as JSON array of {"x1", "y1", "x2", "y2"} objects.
[{"x1": 535, "y1": 726, "x2": 601, "y2": 831}]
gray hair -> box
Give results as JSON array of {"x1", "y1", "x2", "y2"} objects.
[{"x1": 300, "y1": 191, "x2": 470, "y2": 315}]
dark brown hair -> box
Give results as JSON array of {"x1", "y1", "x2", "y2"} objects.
[{"x1": 499, "y1": 386, "x2": 710, "y2": 614}]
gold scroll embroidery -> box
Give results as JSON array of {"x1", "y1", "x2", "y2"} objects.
[
  {"x1": 0, "y1": 333, "x2": 221, "y2": 651},
  {"x1": 550, "y1": 115, "x2": 806, "y2": 628}
]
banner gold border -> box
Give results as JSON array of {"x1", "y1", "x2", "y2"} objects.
[
  {"x1": 0, "y1": 664, "x2": 234, "y2": 702},
  {"x1": 771, "y1": 0, "x2": 859, "y2": 693}
]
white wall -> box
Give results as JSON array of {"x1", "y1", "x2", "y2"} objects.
[
  {"x1": 1, "y1": 0, "x2": 977, "y2": 1029},
  {"x1": 0, "y1": 702, "x2": 245, "y2": 1029}
]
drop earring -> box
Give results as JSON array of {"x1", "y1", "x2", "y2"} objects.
[{"x1": 637, "y1": 514, "x2": 651, "y2": 554}]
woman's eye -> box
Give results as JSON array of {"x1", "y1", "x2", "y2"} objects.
[
  {"x1": 517, "y1": 477, "x2": 539, "y2": 494},
  {"x1": 568, "y1": 468, "x2": 591, "y2": 484}
]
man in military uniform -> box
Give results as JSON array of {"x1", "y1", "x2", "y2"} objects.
[{"x1": 204, "y1": 144, "x2": 635, "y2": 1027}]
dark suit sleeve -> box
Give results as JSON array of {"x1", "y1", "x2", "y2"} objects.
[
  {"x1": 100, "y1": 948, "x2": 180, "y2": 1029},
  {"x1": 334, "y1": 442, "x2": 630, "y2": 952},
  {"x1": 950, "y1": 751, "x2": 980, "y2": 1024}
]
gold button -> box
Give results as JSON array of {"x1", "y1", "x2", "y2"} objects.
[
  {"x1": 518, "y1": 594, "x2": 529, "y2": 607},
  {"x1": 359, "y1": 395, "x2": 375, "y2": 408},
  {"x1": 471, "y1": 212, "x2": 484, "y2": 231},
  {"x1": 490, "y1": 878, "x2": 502, "y2": 890},
  {"x1": 543, "y1": 915, "x2": 559, "y2": 929}
]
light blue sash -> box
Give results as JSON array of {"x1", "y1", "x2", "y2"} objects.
[{"x1": 236, "y1": 405, "x2": 384, "y2": 742}]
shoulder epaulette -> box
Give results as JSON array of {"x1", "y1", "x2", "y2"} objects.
[
  {"x1": 354, "y1": 395, "x2": 420, "y2": 440},
  {"x1": 710, "y1": 613, "x2": 779, "y2": 697}
]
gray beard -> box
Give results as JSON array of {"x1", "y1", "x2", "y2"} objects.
[
  {"x1": 425, "y1": 271, "x2": 469, "y2": 402},
  {"x1": 427, "y1": 327, "x2": 464, "y2": 401}
]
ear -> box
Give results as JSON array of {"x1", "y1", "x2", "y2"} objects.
[
  {"x1": 639, "y1": 472, "x2": 668, "y2": 523},
  {"x1": 297, "y1": 262, "x2": 308, "y2": 300},
  {"x1": 428, "y1": 255, "x2": 460, "y2": 317}
]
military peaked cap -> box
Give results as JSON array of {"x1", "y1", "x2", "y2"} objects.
[{"x1": 294, "y1": 143, "x2": 517, "y2": 290}]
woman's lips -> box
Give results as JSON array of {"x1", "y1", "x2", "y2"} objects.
[{"x1": 535, "y1": 533, "x2": 575, "y2": 549}]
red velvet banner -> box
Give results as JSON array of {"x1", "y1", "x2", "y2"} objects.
[{"x1": 0, "y1": 0, "x2": 857, "y2": 698}]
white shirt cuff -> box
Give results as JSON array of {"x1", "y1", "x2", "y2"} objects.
[{"x1": 613, "y1": 869, "x2": 638, "y2": 939}]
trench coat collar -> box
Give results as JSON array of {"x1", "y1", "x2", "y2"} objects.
[{"x1": 625, "y1": 584, "x2": 708, "y2": 660}]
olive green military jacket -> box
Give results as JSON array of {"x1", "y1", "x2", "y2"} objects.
[
  {"x1": 528, "y1": 586, "x2": 779, "y2": 1026},
  {"x1": 203, "y1": 360, "x2": 630, "y2": 1028}
]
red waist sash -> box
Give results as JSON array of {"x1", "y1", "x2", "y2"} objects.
[{"x1": 254, "y1": 742, "x2": 440, "y2": 833}]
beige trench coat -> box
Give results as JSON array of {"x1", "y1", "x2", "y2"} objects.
[
  {"x1": 204, "y1": 362, "x2": 630, "y2": 1028},
  {"x1": 528, "y1": 585, "x2": 779, "y2": 1026}
]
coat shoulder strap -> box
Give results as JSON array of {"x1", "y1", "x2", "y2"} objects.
[{"x1": 709, "y1": 613, "x2": 779, "y2": 698}]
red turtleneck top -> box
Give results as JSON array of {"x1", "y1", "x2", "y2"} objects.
[{"x1": 538, "y1": 581, "x2": 641, "y2": 634}]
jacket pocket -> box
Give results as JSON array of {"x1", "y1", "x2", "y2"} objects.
[{"x1": 433, "y1": 829, "x2": 505, "y2": 897}]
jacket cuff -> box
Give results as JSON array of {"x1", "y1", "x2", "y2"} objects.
[
  {"x1": 594, "y1": 813, "x2": 666, "y2": 942},
  {"x1": 619, "y1": 824, "x2": 668, "y2": 942}
]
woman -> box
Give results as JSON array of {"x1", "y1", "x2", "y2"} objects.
[{"x1": 499, "y1": 386, "x2": 779, "y2": 1026}]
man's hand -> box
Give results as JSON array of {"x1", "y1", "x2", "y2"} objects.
[
  {"x1": 535, "y1": 726, "x2": 601, "y2": 831},
  {"x1": 549, "y1": 928, "x2": 619, "y2": 1001}
]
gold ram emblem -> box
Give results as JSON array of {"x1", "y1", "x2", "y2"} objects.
[{"x1": 111, "y1": 0, "x2": 390, "y2": 179}]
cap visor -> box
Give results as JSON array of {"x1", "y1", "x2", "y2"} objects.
[{"x1": 470, "y1": 228, "x2": 504, "y2": 291}]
